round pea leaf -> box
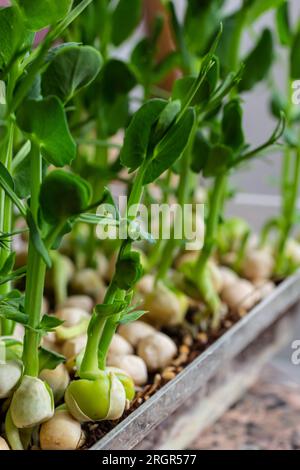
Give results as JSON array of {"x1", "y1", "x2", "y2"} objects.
[
  {"x1": 16, "y1": 97, "x2": 76, "y2": 167},
  {"x1": 39, "y1": 170, "x2": 91, "y2": 225},
  {"x1": 120, "y1": 99, "x2": 167, "y2": 172},
  {"x1": 0, "y1": 6, "x2": 27, "y2": 71},
  {"x1": 97, "y1": 59, "x2": 137, "y2": 103},
  {"x1": 13, "y1": 0, "x2": 73, "y2": 31},
  {"x1": 143, "y1": 108, "x2": 196, "y2": 184},
  {"x1": 111, "y1": 0, "x2": 142, "y2": 46},
  {"x1": 41, "y1": 45, "x2": 102, "y2": 103}
]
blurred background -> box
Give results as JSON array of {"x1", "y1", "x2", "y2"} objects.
[
  {"x1": 167, "y1": 0, "x2": 300, "y2": 229},
  {"x1": 1, "y1": 0, "x2": 299, "y2": 227},
  {"x1": 114, "y1": 0, "x2": 300, "y2": 228}
]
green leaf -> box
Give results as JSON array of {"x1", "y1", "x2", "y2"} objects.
[
  {"x1": 41, "y1": 45, "x2": 102, "y2": 103},
  {"x1": 111, "y1": 0, "x2": 142, "y2": 46},
  {"x1": 0, "y1": 266, "x2": 27, "y2": 286},
  {"x1": 39, "y1": 314, "x2": 64, "y2": 332},
  {"x1": 276, "y1": 2, "x2": 292, "y2": 46},
  {"x1": 98, "y1": 59, "x2": 137, "y2": 103},
  {"x1": 144, "y1": 108, "x2": 196, "y2": 184},
  {"x1": 239, "y1": 29, "x2": 273, "y2": 92},
  {"x1": 191, "y1": 131, "x2": 211, "y2": 174},
  {"x1": 184, "y1": 0, "x2": 223, "y2": 56},
  {"x1": 270, "y1": 91, "x2": 287, "y2": 119},
  {"x1": 39, "y1": 170, "x2": 91, "y2": 225},
  {"x1": 114, "y1": 251, "x2": 143, "y2": 290},
  {"x1": 94, "y1": 301, "x2": 127, "y2": 317},
  {"x1": 26, "y1": 211, "x2": 52, "y2": 268},
  {"x1": 203, "y1": 144, "x2": 233, "y2": 177},
  {"x1": 246, "y1": 0, "x2": 286, "y2": 25},
  {"x1": 131, "y1": 37, "x2": 153, "y2": 85},
  {"x1": 0, "y1": 6, "x2": 26, "y2": 71},
  {"x1": 119, "y1": 310, "x2": 146, "y2": 325},
  {"x1": 222, "y1": 99, "x2": 244, "y2": 150},
  {"x1": 39, "y1": 347, "x2": 65, "y2": 372},
  {"x1": 16, "y1": 97, "x2": 76, "y2": 167},
  {"x1": 291, "y1": 29, "x2": 300, "y2": 80},
  {"x1": 13, "y1": 0, "x2": 73, "y2": 31},
  {"x1": 13, "y1": 153, "x2": 31, "y2": 199},
  {"x1": 0, "y1": 252, "x2": 16, "y2": 276},
  {"x1": 120, "y1": 99, "x2": 167, "y2": 172},
  {"x1": 154, "y1": 100, "x2": 181, "y2": 141},
  {"x1": 0, "y1": 301, "x2": 28, "y2": 325}
]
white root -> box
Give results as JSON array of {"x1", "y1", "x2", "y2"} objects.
[
  {"x1": 39, "y1": 364, "x2": 70, "y2": 402},
  {"x1": 10, "y1": 376, "x2": 54, "y2": 429},
  {"x1": 107, "y1": 354, "x2": 148, "y2": 386},
  {"x1": 137, "y1": 332, "x2": 177, "y2": 372},
  {"x1": 118, "y1": 321, "x2": 155, "y2": 348},
  {"x1": 61, "y1": 335, "x2": 87, "y2": 360},
  {"x1": 253, "y1": 280, "x2": 275, "y2": 300},
  {"x1": 60, "y1": 295, "x2": 94, "y2": 313},
  {"x1": 221, "y1": 279, "x2": 260, "y2": 314},
  {"x1": 242, "y1": 248, "x2": 274, "y2": 282},
  {"x1": 71, "y1": 269, "x2": 106, "y2": 302},
  {"x1": 286, "y1": 239, "x2": 300, "y2": 264},
  {"x1": 108, "y1": 334, "x2": 133, "y2": 357},
  {"x1": 55, "y1": 307, "x2": 90, "y2": 328},
  {"x1": 141, "y1": 282, "x2": 188, "y2": 327},
  {"x1": 0, "y1": 360, "x2": 22, "y2": 399},
  {"x1": 0, "y1": 437, "x2": 10, "y2": 450},
  {"x1": 40, "y1": 410, "x2": 85, "y2": 450},
  {"x1": 219, "y1": 266, "x2": 239, "y2": 292},
  {"x1": 136, "y1": 275, "x2": 155, "y2": 295}
]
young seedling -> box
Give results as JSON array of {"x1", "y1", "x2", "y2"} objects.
[
  {"x1": 183, "y1": 101, "x2": 284, "y2": 328},
  {"x1": 262, "y1": 3, "x2": 300, "y2": 277},
  {"x1": 65, "y1": 80, "x2": 198, "y2": 421},
  {"x1": 0, "y1": 0, "x2": 102, "y2": 449}
]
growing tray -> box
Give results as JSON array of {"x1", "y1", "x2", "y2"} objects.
[{"x1": 91, "y1": 271, "x2": 300, "y2": 450}]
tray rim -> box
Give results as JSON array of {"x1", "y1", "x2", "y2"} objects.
[{"x1": 90, "y1": 270, "x2": 300, "y2": 450}]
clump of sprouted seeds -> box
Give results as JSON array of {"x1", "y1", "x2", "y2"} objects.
[{"x1": 0, "y1": 0, "x2": 299, "y2": 451}]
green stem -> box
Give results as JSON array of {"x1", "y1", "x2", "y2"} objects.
[
  {"x1": 5, "y1": 409, "x2": 24, "y2": 451},
  {"x1": 22, "y1": 143, "x2": 44, "y2": 377},
  {"x1": 193, "y1": 173, "x2": 227, "y2": 320},
  {"x1": 276, "y1": 149, "x2": 300, "y2": 273},
  {"x1": 80, "y1": 161, "x2": 148, "y2": 375},
  {"x1": 97, "y1": 290, "x2": 125, "y2": 371},
  {"x1": 80, "y1": 282, "x2": 118, "y2": 378},
  {"x1": 155, "y1": 140, "x2": 195, "y2": 282},
  {"x1": 275, "y1": 79, "x2": 299, "y2": 274},
  {"x1": 0, "y1": 121, "x2": 14, "y2": 335}
]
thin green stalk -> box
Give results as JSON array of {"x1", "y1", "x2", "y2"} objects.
[
  {"x1": 80, "y1": 282, "x2": 118, "y2": 378},
  {"x1": 80, "y1": 161, "x2": 148, "y2": 376},
  {"x1": 0, "y1": 121, "x2": 14, "y2": 335},
  {"x1": 97, "y1": 290, "x2": 125, "y2": 371},
  {"x1": 193, "y1": 173, "x2": 227, "y2": 322},
  {"x1": 155, "y1": 139, "x2": 195, "y2": 282},
  {"x1": 147, "y1": 170, "x2": 172, "y2": 270},
  {"x1": 276, "y1": 149, "x2": 300, "y2": 273},
  {"x1": 22, "y1": 143, "x2": 44, "y2": 377},
  {"x1": 21, "y1": 145, "x2": 64, "y2": 376},
  {"x1": 10, "y1": 0, "x2": 95, "y2": 114},
  {"x1": 275, "y1": 79, "x2": 298, "y2": 273}
]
